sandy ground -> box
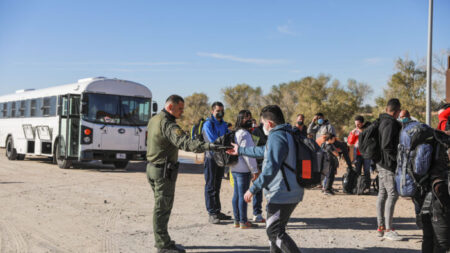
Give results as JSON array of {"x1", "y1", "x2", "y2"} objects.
[{"x1": 0, "y1": 148, "x2": 422, "y2": 253}]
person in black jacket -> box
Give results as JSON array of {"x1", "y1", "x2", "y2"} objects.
[
  {"x1": 376, "y1": 98, "x2": 403, "y2": 241},
  {"x1": 294, "y1": 113, "x2": 307, "y2": 137}
]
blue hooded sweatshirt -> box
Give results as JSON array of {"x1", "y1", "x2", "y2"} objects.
[{"x1": 238, "y1": 123, "x2": 304, "y2": 204}]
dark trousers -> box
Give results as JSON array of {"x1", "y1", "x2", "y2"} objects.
[
  {"x1": 204, "y1": 156, "x2": 224, "y2": 215},
  {"x1": 421, "y1": 190, "x2": 450, "y2": 253},
  {"x1": 253, "y1": 190, "x2": 263, "y2": 216},
  {"x1": 323, "y1": 165, "x2": 336, "y2": 191},
  {"x1": 266, "y1": 203, "x2": 301, "y2": 253},
  {"x1": 147, "y1": 164, "x2": 178, "y2": 249},
  {"x1": 253, "y1": 168, "x2": 263, "y2": 216},
  {"x1": 355, "y1": 155, "x2": 371, "y2": 185}
]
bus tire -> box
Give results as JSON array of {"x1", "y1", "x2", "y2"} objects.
[
  {"x1": 55, "y1": 141, "x2": 72, "y2": 169},
  {"x1": 6, "y1": 136, "x2": 18, "y2": 160},
  {"x1": 113, "y1": 161, "x2": 128, "y2": 169},
  {"x1": 17, "y1": 154, "x2": 25, "y2": 160}
]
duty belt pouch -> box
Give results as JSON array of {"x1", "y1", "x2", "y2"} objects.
[{"x1": 163, "y1": 160, "x2": 180, "y2": 181}]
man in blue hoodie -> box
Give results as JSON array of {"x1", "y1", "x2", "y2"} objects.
[
  {"x1": 202, "y1": 101, "x2": 231, "y2": 224},
  {"x1": 228, "y1": 105, "x2": 303, "y2": 253}
]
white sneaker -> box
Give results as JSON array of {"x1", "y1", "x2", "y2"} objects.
[
  {"x1": 253, "y1": 214, "x2": 266, "y2": 223},
  {"x1": 383, "y1": 230, "x2": 403, "y2": 241}
]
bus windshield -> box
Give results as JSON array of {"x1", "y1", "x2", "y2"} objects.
[{"x1": 83, "y1": 93, "x2": 151, "y2": 126}]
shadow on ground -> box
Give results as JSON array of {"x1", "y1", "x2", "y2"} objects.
[
  {"x1": 21, "y1": 156, "x2": 204, "y2": 174},
  {"x1": 183, "y1": 245, "x2": 420, "y2": 253},
  {"x1": 288, "y1": 217, "x2": 417, "y2": 231}
]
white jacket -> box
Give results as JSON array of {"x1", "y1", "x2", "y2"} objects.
[{"x1": 230, "y1": 129, "x2": 259, "y2": 174}]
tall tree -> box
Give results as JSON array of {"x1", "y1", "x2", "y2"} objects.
[
  {"x1": 221, "y1": 84, "x2": 264, "y2": 125},
  {"x1": 375, "y1": 58, "x2": 427, "y2": 121},
  {"x1": 179, "y1": 92, "x2": 210, "y2": 130}
]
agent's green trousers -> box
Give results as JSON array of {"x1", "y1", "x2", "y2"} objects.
[{"x1": 147, "y1": 163, "x2": 178, "y2": 249}]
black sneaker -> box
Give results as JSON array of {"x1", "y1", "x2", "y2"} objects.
[
  {"x1": 209, "y1": 214, "x2": 220, "y2": 224},
  {"x1": 217, "y1": 212, "x2": 232, "y2": 220},
  {"x1": 157, "y1": 244, "x2": 186, "y2": 253}
]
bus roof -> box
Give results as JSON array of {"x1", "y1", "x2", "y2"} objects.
[{"x1": 0, "y1": 77, "x2": 152, "y2": 102}]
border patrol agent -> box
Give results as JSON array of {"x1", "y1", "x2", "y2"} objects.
[{"x1": 147, "y1": 95, "x2": 221, "y2": 253}]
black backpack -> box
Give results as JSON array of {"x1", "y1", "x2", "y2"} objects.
[
  {"x1": 212, "y1": 131, "x2": 238, "y2": 167},
  {"x1": 342, "y1": 168, "x2": 358, "y2": 194},
  {"x1": 278, "y1": 129, "x2": 325, "y2": 189},
  {"x1": 190, "y1": 118, "x2": 206, "y2": 141},
  {"x1": 354, "y1": 175, "x2": 369, "y2": 195},
  {"x1": 359, "y1": 119, "x2": 381, "y2": 163}
]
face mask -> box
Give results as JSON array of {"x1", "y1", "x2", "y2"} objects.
[
  {"x1": 401, "y1": 118, "x2": 410, "y2": 123},
  {"x1": 263, "y1": 123, "x2": 270, "y2": 136},
  {"x1": 215, "y1": 111, "x2": 224, "y2": 119},
  {"x1": 297, "y1": 121, "x2": 303, "y2": 126},
  {"x1": 317, "y1": 118, "x2": 324, "y2": 125}
]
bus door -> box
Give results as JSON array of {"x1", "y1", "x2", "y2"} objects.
[{"x1": 58, "y1": 94, "x2": 81, "y2": 159}]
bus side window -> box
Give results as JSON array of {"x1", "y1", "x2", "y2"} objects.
[
  {"x1": 19, "y1": 100, "x2": 26, "y2": 117},
  {"x1": 42, "y1": 97, "x2": 51, "y2": 116},
  {"x1": 50, "y1": 96, "x2": 57, "y2": 116},
  {"x1": 0, "y1": 103, "x2": 2, "y2": 119},
  {"x1": 11, "y1": 101, "x2": 16, "y2": 118},
  {"x1": 36, "y1": 98, "x2": 43, "y2": 117},
  {"x1": 2, "y1": 103, "x2": 7, "y2": 118},
  {"x1": 30, "y1": 99, "x2": 37, "y2": 117},
  {"x1": 25, "y1": 100, "x2": 31, "y2": 117}
]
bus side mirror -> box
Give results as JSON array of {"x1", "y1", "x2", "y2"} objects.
[{"x1": 152, "y1": 102, "x2": 158, "y2": 113}]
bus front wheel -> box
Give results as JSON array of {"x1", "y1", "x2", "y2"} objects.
[
  {"x1": 6, "y1": 136, "x2": 18, "y2": 160},
  {"x1": 55, "y1": 141, "x2": 72, "y2": 169},
  {"x1": 113, "y1": 161, "x2": 129, "y2": 169}
]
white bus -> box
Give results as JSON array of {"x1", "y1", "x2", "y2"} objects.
[{"x1": 0, "y1": 77, "x2": 157, "y2": 169}]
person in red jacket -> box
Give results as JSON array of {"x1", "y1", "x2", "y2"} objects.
[{"x1": 437, "y1": 104, "x2": 450, "y2": 131}]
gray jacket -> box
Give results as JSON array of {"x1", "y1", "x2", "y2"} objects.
[{"x1": 308, "y1": 120, "x2": 336, "y2": 140}]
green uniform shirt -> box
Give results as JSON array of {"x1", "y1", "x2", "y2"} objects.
[{"x1": 146, "y1": 109, "x2": 209, "y2": 165}]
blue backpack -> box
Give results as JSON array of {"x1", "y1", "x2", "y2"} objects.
[{"x1": 395, "y1": 121, "x2": 434, "y2": 197}]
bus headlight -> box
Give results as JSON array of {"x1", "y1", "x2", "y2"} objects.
[{"x1": 83, "y1": 136, "x2": 91, "y2": 143}]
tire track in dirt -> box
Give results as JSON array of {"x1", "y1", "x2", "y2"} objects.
[
  {"x1": 0, "y1": 221, "x2": 28, "y2": 253},
  {"x1": 101, "y1": 208, "x2": 120, "y2": 253}
]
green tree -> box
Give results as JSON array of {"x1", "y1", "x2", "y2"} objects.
[
  {"x1": 375, "y1": 58, "x2": 427, "y2": 121},
  {"x1": 179, "y1": 92, "x2": 210, "y2": 130},
  {"x1": 266, "y1": 75, "x2": 371, "y2": 137},
  {"x1": 221, "y1": 84, "x2": 264, "y2": 125}
]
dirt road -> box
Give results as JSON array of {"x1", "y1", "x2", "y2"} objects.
[{"x1": 0, "y1": 149, "x2": 421, "y2": 253}]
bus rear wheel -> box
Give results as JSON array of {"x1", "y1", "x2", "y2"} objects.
[
  {"x1": 55, "y1": 141, "x2": 72, "y2": 169},
  {"x1": 6, "y1": 136, "x2": 18, "y2": 160},
  {"x1": 113, "y1": 161, "x2": 129, "y2": 169}
]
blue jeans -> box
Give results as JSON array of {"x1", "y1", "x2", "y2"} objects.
[
  {"x1": 232, "y1": 172, "x2": 251, "y2": 223},
  {"x1": 355, "y1": 155, "x2": 371, "y2": 184},
  {"x1": 204, "y1": 155, "x2": 224, "y2": 215}
]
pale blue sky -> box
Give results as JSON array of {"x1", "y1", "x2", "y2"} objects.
[{"x1": 0, "y1": 0, "x2": 449, "y2": 107}]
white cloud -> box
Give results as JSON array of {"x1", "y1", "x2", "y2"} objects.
[
  {"x1": 277, "y1": 21, "x2": 297, "y2": 36},
  {"x1": 363, "y1": 57, "x2": 383, "y2": 65},
  {"x1": 13, "y1": 61, "x2": 186, "y2": 66},
  {"x1": 277, "y1": 25, "x2": 296, "y2": 36},
  {"x1": 197, "y1": 52, "x2": 287, "y2": 65}
]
